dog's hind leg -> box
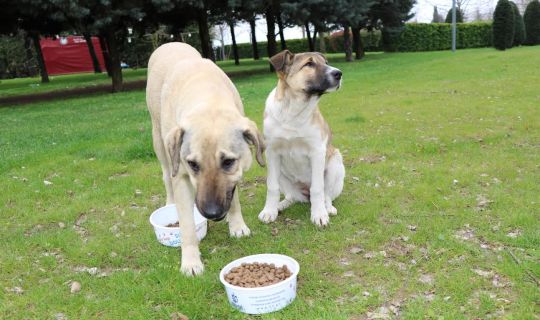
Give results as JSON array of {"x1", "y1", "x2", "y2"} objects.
[
  {"x1": 226, "y1": 188, "x2": 251, "y2": 238},
  {"x1": 152, "y1": 124, "x2": 174, "y2": 204},
  {"x1": 324, "y1": 149, "x2": 345, "y2": 215}
]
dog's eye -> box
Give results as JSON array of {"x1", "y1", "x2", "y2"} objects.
[
  {"x1": 187, "y1": 160, "x2": 200, "y2": 173},
  {"x1": 304, "y1": 61, "x2": 314, "y2": 68},
  {"x1": 222, "y1": 158, "x2": 236, "y2": 170}
]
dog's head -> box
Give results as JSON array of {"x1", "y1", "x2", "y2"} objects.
[
  {"x1": 270, "y1": 50, "x2": 342, "y2": 97},
  {"x1": 166, "y1": 117, "x2": 265, "y2": 221}
]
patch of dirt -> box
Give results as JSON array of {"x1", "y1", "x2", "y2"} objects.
[
  {"x1": 73, "y1": 213, "x2": 89, "y2": 243},
  {"x1": 360, "y1": 155, "x2": 387, "y2": 164},
  {"x1": 475, "y1": 194, "x2": 494, "y2": 211},
  {"x1": 73, "y1": 266, "x2": 137, "y2": 277},
  {"x1": 454, "y1": 224, "x2": 476, "y2": 241}
]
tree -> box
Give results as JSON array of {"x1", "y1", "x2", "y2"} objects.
[
  {"x1": 249, "y1": 18, "x2": 260, "y2": 59},
  {"x1": 432, "y1": 6, "x2": 444, "y2": 22},
  {"x1": 14, "y1": 0, "x2": 67, "y2": 83},
  {"x1": 370, "y1": 0, "x2": 416, "y2": 52},
  {"x1": 510, "y1": 1, "x2": 526, "y2": 46},
  {"x1": 493, "y1": 0, "x2": 516, "y2": 50},
  {"x1": 265, "y1": 0, "x2": 279, "y2": 70},
  {"x1": 524, "y1": 0, "x2": 540, "y2": 45},
  {"x1": 445, "y1": 8, "x2": 465, "y2": 22}
]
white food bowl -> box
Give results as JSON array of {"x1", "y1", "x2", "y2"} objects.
[
  {"x1": 219, "y1": 254, "x2": 300, "y2": 315},
  {"x1": 149, "y1": 204, "x2": 207, "y2": 247}
]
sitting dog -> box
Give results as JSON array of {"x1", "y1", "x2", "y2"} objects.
[
  {"x1": 146, "y1": 43, "x2": 264, "y2": 275},
  {"x1": 258, "y1": 50, "x2": 345, "y2": 227}
]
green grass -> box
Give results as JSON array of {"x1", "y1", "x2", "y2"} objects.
[
  {"x1": 1, "y1": 46, "x2": 539, "y2": 319},
  {"x1": 0, "y1": 58, "x2": 273, "y2": 98},
  {"x1": 0, "y1": 69, "x2": 148, "y2": 98}
]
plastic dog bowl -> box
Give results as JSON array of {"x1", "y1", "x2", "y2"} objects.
[
  {"x1": 219, "y1": 254, "x2": 300, "y2": 314},
  {"x1": 149, "y1": 204, "x2": 207, "y2": 247}
]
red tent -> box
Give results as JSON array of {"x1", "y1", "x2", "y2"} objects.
[{"x1": 40, "y1": 36, "x2": 108, "y2": 75}]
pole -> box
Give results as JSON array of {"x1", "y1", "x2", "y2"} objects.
[{"x1": 452, "y1": 0, "x2": 456, "y2": 52}]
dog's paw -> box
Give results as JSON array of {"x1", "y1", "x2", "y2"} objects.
[
  {"x1": 180, "y1": 247, "x2": 204, "y2": 276},
  {"x1": 311, "y1": 207, "x2": 330, "y2": 227},
  {"x1": 258, "y1": 209, "x2": 279, "y2": 223},
  {"x1": 277, "y1": 199, "x2": 293, "y2": 212},
  {"x1": 229, "y1": 223, "x2": 251, "y2": 238},
  {"x1": 326, "y1": 204, "x2": 338, "y2": 216}
]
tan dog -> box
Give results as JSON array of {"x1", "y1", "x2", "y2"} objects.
[
  {"x1": 258, "y1": 50, "x2": 345, "y2": 227},
  {"x1": 146, "y1": 43, "x2": 264, "y2": 276}
]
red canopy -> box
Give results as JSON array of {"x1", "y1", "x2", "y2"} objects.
[{"x1": 40, "y1": 36, "x2": 107, "y2": 75}]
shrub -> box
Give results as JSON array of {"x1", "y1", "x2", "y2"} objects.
[
  {"x1": 221, "y1": 30, "x2": 382, "y2": 60},
  {"x1": 510, "y1": 2, "x2": 526, "y2": 46},
  {"x1": 445, "y1": 8, "x2": 464, "y2": 23},
  {"x1": 524, "y1": 0, "x2": 540, "y2": 45},
  {"x1": 493, "y1": 0, "x2": 515, "y2": 50},
  {"x1": 391, "y1": 23, "x2": 492, "y2": 52}
]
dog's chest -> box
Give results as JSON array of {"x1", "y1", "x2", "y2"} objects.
[{"x1": 265, "y1": 121, "x2": 323, "y2": 183}]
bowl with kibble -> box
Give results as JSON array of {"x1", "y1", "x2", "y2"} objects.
[
  {"x1": 219, "y1": 254, "x2": 300, "y2": 314},
  {"x1": 149, "y1": 204, "x2": 207, "y2": 247}
]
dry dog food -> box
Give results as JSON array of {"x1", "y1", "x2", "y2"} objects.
[
  {"x1": 224, "y1": 262, "x2": 292, "y2": 288},
  {"x1": 166, "y1": 221, "x2": 179, "y2": 228}
]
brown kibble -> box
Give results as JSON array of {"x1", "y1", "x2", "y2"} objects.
[{"x1": 225, "y1": 262, "x2": 292, "y2": 288}]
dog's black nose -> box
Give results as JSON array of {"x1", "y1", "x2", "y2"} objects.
[
  {"x1": 198, "y1": 203, "x2": 226, "y2": 221},
  {"x1": 332, "y1": 70, "x2": 342, "y2": 81}
]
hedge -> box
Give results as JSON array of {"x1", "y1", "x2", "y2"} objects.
[
  {"x1": 392, "y1": 23, "x2": 493, "y2": 52},
  {"x1": 221, "y1": 30, "x2": 382, "y2": 60}
]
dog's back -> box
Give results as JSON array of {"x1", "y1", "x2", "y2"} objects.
[{"x1": 146, "y1": 42, "x2": 201, "y2": 122}]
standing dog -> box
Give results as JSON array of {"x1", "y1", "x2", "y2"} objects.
[
  {"x1": 146, "y1": 43, "x2": 264, "y2": 275},
  {"x1": 258, "y1": 50, "x2": 345, "y2": 227}
]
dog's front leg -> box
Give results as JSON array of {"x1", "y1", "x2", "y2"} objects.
[
  {"x1": 310, "y1": 151, "x2": 329, "y2": 227},
  {"x1": 259, "y1": 147, "x2": 281, "y2": 223},
  {"x1": 227, "y1": 188, "x2": 251, "y2": 237},
  {"x1": 173, "y1": 176, "x2": 204, "y2": 276}
]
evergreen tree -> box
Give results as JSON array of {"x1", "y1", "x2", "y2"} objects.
[
  {"x1": 510, "y1": 1, "x2": 526, "y2": 46},
  {"x1": 432, "y1": 6, "x2": 443, "y2": 23},
  {"x1": 493, "y1": 0, "x2": 516, "y2": 50},
  {"x1": 524, "y1": 0, "x2": 540, "y2": 45},
  {"x1": 445, "y1": 8, "x2": 464, "y2": 23}
]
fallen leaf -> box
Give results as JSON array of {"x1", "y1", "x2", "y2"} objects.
[
  {"x1": 70, "y1": 281, "x2": 81, "y2": 293},
  {"x1": 349, "y1": 246, "x2": 364, "y2": 254}
]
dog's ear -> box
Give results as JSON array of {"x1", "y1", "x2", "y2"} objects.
[
  {"x1": 243, "y1": 120, "x2": 265, "y2": 167},
  {"x1": 269, "y1": 50, "x2": 294, "y2": 74},
  {"x1": 166, "y1": 126, "x2": 184, "y2": 177}
]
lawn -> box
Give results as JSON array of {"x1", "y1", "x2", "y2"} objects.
[
  {"x1": 0, "y1": 58, "x2": 273, "y2": 99},
  {"x1": 0, "y1": 46, "x2": 539, "y2": 319}
]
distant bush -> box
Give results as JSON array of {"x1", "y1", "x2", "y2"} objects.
[
  {"x1": 524, "y1": 0, "x2": 540, "y2": 45},
  {"x1": 445, "y1": 8, "x2": 464, "y2": 23},
  {"x1": 493, "y1": 0, "x2": 515, "y2": 50},
  {"x1": 510, "y1": 2, "x2": 526, "y2": 46},
  {"x1": 391, "y1": 23, "x2": 492, "y2": 52},
  {"x1": 222, "y1": 30, "x2": 382, "y2": 60}
]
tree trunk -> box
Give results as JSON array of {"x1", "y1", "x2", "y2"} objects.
[
  {"x1": 351, "y1": 26, "x2": 365, "y2": 60},
  {"x1": 99, "y1": 35, "x2": 113, "y2": 77},
  {"x1": 23, "y1": 34, "x2": 36, "y2": 76},
  {"x1": 276, "y1": 11, "x2": 287, "y2": 49},
  {"x1": 305, "y1": 22, "x2": 314, "y2": 51},
  {"x1": 197, "y1": 9, "x2": 213, "y2": 60},
  {"x1": 343, "y1": 24, "x2": 352, "y2": 62},
  {"x1": 266, "y1": 5, "x2": 277, "y2": 71},
  {"x1": 229, "y1": 21, "x2": 240, "y2": 65},
  {"x1": 312, "y1": 26, "x2": 318, "y2": 51},
  {"x1": 249, "y1": 18, "x2": 259, "y2": 60},
  {"x1": 83, "y1": 32, "x2": 102, "y2": 73},
  {"x1": 30, "y1": 32, "x2": 49, "y2": 83},
  {"x1": 104, "y1": 30, "x2": 123, "y2": 92},
  {"x1": 319, "y1": 31, "x2": 327, "y2": 53}
]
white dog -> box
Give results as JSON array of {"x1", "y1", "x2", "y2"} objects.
[{"x1": 258, "y1": 50, "x2": 345, "y2": 227}]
